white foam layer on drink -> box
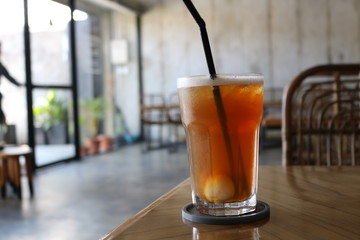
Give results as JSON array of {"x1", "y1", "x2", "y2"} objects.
[{"x1": 177, "y1": 74, "x2": 263, "y2": 88}]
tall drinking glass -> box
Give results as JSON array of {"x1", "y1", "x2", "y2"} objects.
[{"x1": 178, "y1": 74, "x2": 264, "y2": 216}]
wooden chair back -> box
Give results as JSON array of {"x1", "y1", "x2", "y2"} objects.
[
  {"x1": 282, "y1": 64, "x2": 360, "y2": 166},
  {"x1": 141, "y1": 94, "x2": 168, "y2": 124}
]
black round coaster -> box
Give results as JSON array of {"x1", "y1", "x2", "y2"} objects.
[{"x1": 182, "y1": 200, "x2": 270, "y2": 225}]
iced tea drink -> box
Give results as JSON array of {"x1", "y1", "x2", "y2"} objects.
[{"x1": 178, "y1": 74, "x2": 263, "y2": 216}]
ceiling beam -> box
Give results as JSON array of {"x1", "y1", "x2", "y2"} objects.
[{"x1": 112, "y1": 0, "x2": 146, "y2": 13}]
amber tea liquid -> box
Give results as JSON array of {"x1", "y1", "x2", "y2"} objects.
[{"x1": 178, "y1": 74, "x2": 263, "y2": 216}]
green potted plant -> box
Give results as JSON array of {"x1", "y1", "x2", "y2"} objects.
[
  {"x1": 33, "y1": 90, "x2": 68, "y2": 144},
  {"x1": 79, "y1": 97, "x2": 109, "y2": 155}
]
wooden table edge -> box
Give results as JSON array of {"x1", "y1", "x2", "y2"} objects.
[{"x1": 101, "y1": 178, "x2": 190, "y2": 240}]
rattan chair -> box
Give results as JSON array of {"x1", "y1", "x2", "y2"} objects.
[{"x1": 282, "y1": 64, "x2": 360, "y2": 166}]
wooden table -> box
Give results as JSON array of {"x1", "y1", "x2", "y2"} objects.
[
  {"x1": 101, "y1": 166, "x2": 360, "y2": 240},
  {"x1": 0, "y1": 145, "x2": 33, "y2": 199}
]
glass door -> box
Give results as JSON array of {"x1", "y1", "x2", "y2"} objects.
[
  {"x1": 0, "y1": 0, "x2": 27, "y2": 148},
  {"x1": 28, "y1": 0, "x2": 82, "y2": 166},
  {"x1": 1, "y1": 0, "x2": 139, "y2": 167}
]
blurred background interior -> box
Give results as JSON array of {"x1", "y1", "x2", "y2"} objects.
[{"x1": 0, "y1": 0, "x2": 359, "y2": 239}]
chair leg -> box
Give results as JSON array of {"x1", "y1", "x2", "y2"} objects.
[
  {"x1": 144, "y1": 125, "x2": 151, "y2": 151},
  {"x1": 158, "y1": 124, "x2": 163, "y2": 147},
  {"x1": 174, "y1": 124, "x2": 181, "y2": 152},
  {"x1": 1, "y1": 158, "x2": 7, "y2": 198},
  {"x1": 28, "y1": 181, "x2": 34, "y2": 198},
  {"x1": 15, "y1": 186, "x2": 22, "y2": 200},
  {"x1": 1, "y1": 185, "x2": 6, "y2": 198},
  {"x1": 259, "y1": 126, "x2": 266, "y2": 151},
  {"x1": 10, "y1": 157, "x2": 22, "y2": 200},
  {"x1": 168, "y1": 124, "x2": 175, "y2": 153},
  {"x1": 25, "y1": 155, "x2": 34, "y2": 198}
]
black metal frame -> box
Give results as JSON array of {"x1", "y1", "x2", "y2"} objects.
[
  {"x1": 136, "y1": 15, "x2": 144, "y2": 140},
  {"x1": 22, "y1": 0, "x2": 142, "y2": 168},
  {"x1": 23, "y1": 0, "x2": 81, "y2": 168}
]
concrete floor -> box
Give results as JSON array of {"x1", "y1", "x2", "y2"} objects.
[{"x1": 0, "y1": 143, "x2": 281, "y2": 240}]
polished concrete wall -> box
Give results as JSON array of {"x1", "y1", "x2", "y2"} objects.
[
  {"x1": 108, "y1": 11, "x2": 141, "y2": 137},
  {"x1": 141, "y1": 0, "x2": 360, "y2": 95}
]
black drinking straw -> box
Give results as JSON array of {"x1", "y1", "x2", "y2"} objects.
[
  {"x1": 182, "y1": 0, "x2": 216, "y2": 76},
  {"x1": 183, "y1": 0, "x2": 247, "y2": 197}
]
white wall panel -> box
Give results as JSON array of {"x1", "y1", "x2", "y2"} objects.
[
  {"x1": 298, "y1": 0, "x2": 328, "y2": 70},
  {"x1": 141, "y1": 3, "x2": 164, "y2": 94},
  {"x1": 141, "y1": 0, "x2": 360, "y2": 94},
  {"x1": 329, "y1": 0, "x2": 360, "y2": 63}
]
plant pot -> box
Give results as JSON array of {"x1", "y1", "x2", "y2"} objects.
[
  {"x1": 45, "y1": 123, "x2": 69, "y2": 145},
  {"x1": 80, "y1": 145, "x2": 88, "y2": 157},
  {"x1": 97, "y1": 134, "x2": 113, "y2": 153},
  {"x1": 84, "y1": 137, "x2": 99, "y2": 155}
]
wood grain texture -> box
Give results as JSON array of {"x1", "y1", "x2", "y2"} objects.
[{"x1": 102, "y1": 166, "x2": 360, "y2": 240}]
